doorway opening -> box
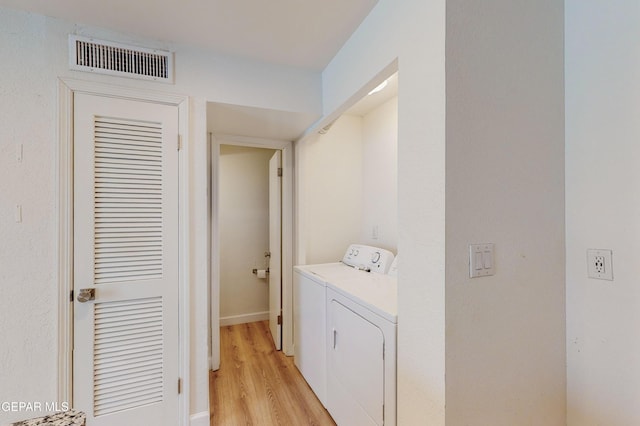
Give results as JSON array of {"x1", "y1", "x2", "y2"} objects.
[
  {"x1": 207, "y1": 62, "x2": 398, "y2": 423},
  {"x1": 208, "y1": 136, "x2": 296, "y2": 372},
  {"x1": 217, "y1": 144, "x2": 280, "y2": 343},
  {"x1": 208, "y1": 102, "x2": 316, "y2": 369}
]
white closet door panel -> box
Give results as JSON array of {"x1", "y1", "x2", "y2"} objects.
[
  {"x1": 73, "y1": 93, "x2": 179, "y2": 426},
  {"x1": 93, "y1": 297, "x2": 164, "y2": 417}
]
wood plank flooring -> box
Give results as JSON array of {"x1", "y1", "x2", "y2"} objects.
[{"x1": 210, "y1": 321, "x2": 336, "y2": 426}]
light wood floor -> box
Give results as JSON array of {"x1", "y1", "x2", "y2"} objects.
[{"x1": 210, "y1": 321, "x2": 336, "y2": 426}]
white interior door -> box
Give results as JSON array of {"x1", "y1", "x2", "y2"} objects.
[
  {"x1": 73, "y1": 93, "x2": 180, "y2": 426},
  {"x1": 269, "y1": 150, "x2": 282, "y2": 350}
]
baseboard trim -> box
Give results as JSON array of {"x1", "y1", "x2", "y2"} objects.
[
  {"x1": 220, "y1": 311, "x2": 269, "y2": 327},
  {"x1": 190, "y1": 411, "x2": 209, "y2": 426}
]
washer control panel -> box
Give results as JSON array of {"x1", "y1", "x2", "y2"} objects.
[{"x1": 342, "y1": 244, "x2": 395, "y2": 274}]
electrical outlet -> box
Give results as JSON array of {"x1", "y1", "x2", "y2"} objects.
[
  {"x1": 371, "y1": 225, "x2": 379, "y2": 240},
  {"x1": 587, "y1": 249, "x2": 613, "y2": 280},
  {"x1": 594, "y1": 256, "x2": 605, "y2": 273}
]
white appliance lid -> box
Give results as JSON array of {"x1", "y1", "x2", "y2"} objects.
[{"x1": 341, "y1": 244, "x2": 395, "y2": 274}]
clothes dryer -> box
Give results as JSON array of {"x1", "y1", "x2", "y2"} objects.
[
  {"x1": 325, "y1": 271, "x2": 397, "y2": 426},
  {"x1": 293, "y1": 245, "x2": 394, "y2": 407}
]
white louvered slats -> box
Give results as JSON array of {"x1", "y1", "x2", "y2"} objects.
[
  {"x1": 93, "y1": 297, "x2": 164, "y2": 416},
  {"x1": 94, "y1": 116, "x2": 164, "y2": 285},
  {"x1": 74, "y1": 93, "x2": 179, "y2": 426},
  {"x1": 69, "y1": 35, "x2": 174, "y2": 83}
]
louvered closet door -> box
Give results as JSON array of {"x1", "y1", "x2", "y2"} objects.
[{"x1": 73, "y1": 93, "x2": 179, "y2": 426}]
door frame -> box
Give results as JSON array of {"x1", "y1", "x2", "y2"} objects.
[
  {"x1": 57, "y1": 78, "x2": 191, "y2": 425},
  {"x1": 210, "y1": 134, "x2": 294, "y2": 370}
]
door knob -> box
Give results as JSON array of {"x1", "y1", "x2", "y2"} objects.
[{"x1": 77, "y1": 288, "x2": 95, "y2": 303}]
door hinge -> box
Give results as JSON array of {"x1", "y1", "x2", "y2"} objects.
[
  {"x1": 177, "y1": 135, "x2": 183, "y2": 151},
  {"x1": 277, "y1": 314, "x2": 282, "y2": 325},
  {"x1": 178, "y1": 378, "x2": 182, "y2": 394},
  {"x1": 277, "y1": 167, "x2": 282, "y2": 177},
  {"x1": 70, "y1": 290, "x2": 74, "y2": 302}
]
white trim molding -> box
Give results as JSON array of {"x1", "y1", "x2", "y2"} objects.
[
  {"x1": 220, "y1": 311, "x2": 270, "y2": 327},
  {"x1": 57, "y1": 80, "x2": 74, "y2": 406},
  {"x1": 281, "y1": 141, "x2": 295, "y2": 356},
  {"x1": 57, "y1": 77, "x2": 192, "y2": 426},
  {"x1": 189, "y1": 411, "x2": 210, "y2": 426}
]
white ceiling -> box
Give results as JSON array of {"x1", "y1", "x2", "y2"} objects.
[
  {"x1": 207, "y1": 72, "x2": 397, "y2": 141},
  {"x1": 207, "y1": 102, "x2": 319, "y2": 141},
  {"x1": 0, "y1": 0, "x2": 377, "y2": 70},
  {"x1": 1, "y1": 0, "x2": 392, "y2": 141}
]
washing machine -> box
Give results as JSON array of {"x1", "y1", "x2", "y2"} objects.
[{"x1": 293, "y1": 244, "x2": 394, "y2": 408}]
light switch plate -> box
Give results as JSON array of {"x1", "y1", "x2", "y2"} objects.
[
  {"x1": 587, "y1": 249, "x2": 613, "y2": 280},
  {"x1": 15, "y1": 204, "x2": 22, "y2": 223},
  {"x1": 469, "y1": 243, "x2": 495, "y2": 278}
]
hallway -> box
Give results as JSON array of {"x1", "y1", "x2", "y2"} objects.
[{"x1": 210, "y1": 321, "x2": 335, "y2": 425}]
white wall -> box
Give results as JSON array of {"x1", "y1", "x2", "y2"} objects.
[
  {"x1": 298, "y1": 96, "x2": 398, "y2": 265},
  {"x1": 0, "y1": 2, "x2": 572, "y2": 424},
  {"x1": 219, "y1": 145, "x2": 273, "y2": 323},
  {"x1": 322, "y1": 0, "x2": 563, "y2": 424},
  {"x1": 566, "y1": 1, "x2": 640, "y2": 424},
  {"x1": 358, "y1": 96, "x2": 398, "y2": 252},
  {"x1": 445, "y1": 0, "x2": 565, "y2": 424},
  {"x1": 323, "y1": 1, "x2": 447, "y2": 423},
  {"x1": 297, "y1": 115, "x2": 363, "y2": 264},
  {"x1": 0, "y1": 6, "x2": 321, "y2": 424},
  {"x1": 0, "y1": 11, "x2": 59, "y2": 424}
]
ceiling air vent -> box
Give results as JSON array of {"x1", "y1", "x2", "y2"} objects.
[{"x1": 69, "y1": 35, "x2": 174, "y2": 83}]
